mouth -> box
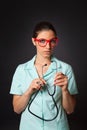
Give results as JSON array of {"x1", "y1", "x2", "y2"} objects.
[
  {"x1": 44, "y1": 51, "x2": 52, "y2": 55},
  {"x1": 44, "y1": 50, "x2": 51, "y2": 53},
  {"x1": 44, "y1": 51, "x2": 51, "y2": 53}
]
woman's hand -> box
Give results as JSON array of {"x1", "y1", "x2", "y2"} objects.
[
  {"x1": 29, "y1": 78, "x2": 46, "y2": 94},
  {"x1": 54, "y1": 72, "x2": 76, "y2": 114},
  {"x1": 54, "y1": 72, "x2": 68, "y2": 91}
]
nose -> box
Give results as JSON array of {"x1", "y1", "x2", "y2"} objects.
[{"x1": 46, "y1": 42, "x2": 51, "y2": 49}]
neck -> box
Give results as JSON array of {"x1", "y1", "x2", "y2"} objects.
[{"x1": 35, "y1": 55, "x2": 51, "y2": 66}]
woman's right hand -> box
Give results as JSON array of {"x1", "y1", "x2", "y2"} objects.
[
  {"x1": 13, "y1": 78, "x2": 46, "y2": 114},
  {"x1": 29, "y1": 78, "x2": 46, "y2": 94}
]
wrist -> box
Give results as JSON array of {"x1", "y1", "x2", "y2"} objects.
[
  {"x1": 24, "y1": 87, "x2": 33, "y2": 97},
  {"x1": 62, "y1": 88, "x2": 69, "y2": 94}
]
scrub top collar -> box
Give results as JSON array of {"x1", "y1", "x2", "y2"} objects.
[{"x1": 25, "y1": 55, "x2": 61, "y2": 70}]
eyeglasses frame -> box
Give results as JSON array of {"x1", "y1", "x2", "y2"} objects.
[{"x1": 33, "y1": 37, "x2": 59, "y2": 47}]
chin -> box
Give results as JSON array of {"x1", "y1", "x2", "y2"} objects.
[{"x1": 44, "y1": 54, "x2": 52, "y2": 58}]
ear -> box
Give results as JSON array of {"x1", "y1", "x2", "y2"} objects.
[{"x1": 32, "y1": 38, "x2": 36, "y2": 46}]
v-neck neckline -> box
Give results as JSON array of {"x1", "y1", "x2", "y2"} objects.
[{"x1": 34, "y1": 62, "x2": 52, "y2": 78}]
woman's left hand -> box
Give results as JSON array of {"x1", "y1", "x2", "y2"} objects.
[{"x1": 54, "y1": 72, "x2": 68, "y2": 91}]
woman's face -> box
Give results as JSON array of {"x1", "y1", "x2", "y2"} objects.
[{"x1": 32, "y1": 30, "x2": 57, "y2": 58}]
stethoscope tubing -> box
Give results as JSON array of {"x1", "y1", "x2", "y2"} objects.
[{"x1": 28, "y1": 60, "x2": 59, "y2": 121}]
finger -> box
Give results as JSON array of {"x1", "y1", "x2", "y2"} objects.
[
  {"x1": 39, "y1": 78, "x2": 46, "y2": 84},
  {"x1": 36, "y1": 81, "x2": 44, "y2": 88},
  {"x1": 55, "y1": 72, "x2": 64, "y2": 78},
  {"x1": 54, "y1": 78, "x2": 68, "y2": 86},
  {"x1": 57, "y1": 73, "x2": 67, "y2": 79}
]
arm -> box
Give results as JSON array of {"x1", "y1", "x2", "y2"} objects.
[
  {"x1": 62, "y1": 89, "x2": 76, "y2": 114},
  {"x1": 13, "y1": 88, "x2": 32, "y2": 114},
  {"x1": 13, "y1": 78, "x2": 46, "y2": 114},
  {"x1": 54, "y1": 72, "x2": 76, "y2": 114}
]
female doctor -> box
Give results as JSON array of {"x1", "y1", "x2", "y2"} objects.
[{"x1": 10, "y1": 21, "x2": 78, "y2": 130}]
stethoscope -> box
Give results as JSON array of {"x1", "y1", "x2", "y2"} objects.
[{"x1": 28, "y1": 60, "x2": 59, "y2": 121}]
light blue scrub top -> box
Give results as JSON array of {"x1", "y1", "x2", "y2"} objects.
[{"x1": 10, "y1": 55, "x2": 78, "y2": 130}]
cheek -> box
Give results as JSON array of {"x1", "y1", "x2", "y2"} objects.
[
  {"x1": 36, "y1": 46, "x2": 43, "y2": 52},
  {"x1": 51, "y1": 47, "x2": 55, "y2": 51}
]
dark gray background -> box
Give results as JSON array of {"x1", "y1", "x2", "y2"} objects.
[{"x1": 0, "y1": 1, "x2": 87, "y2": 130}]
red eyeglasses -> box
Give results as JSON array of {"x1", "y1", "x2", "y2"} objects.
[{"x1": 34, "y1": 37, "x2": 59, "y2": 47}]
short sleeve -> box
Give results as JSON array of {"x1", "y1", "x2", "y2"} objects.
[
  {"x1": 10, "y1": 65, "x2": 24, "y2": 95},
  {"x1": 66, "y1": 65, "x2": 78, "y2": 95}
]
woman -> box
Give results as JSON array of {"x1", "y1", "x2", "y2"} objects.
[{"x1": 10, "y1": 21, "x2": 78, "y2": 130}]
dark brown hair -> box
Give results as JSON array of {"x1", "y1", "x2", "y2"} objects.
[{"x1": 32, "y1": 21, "x2": 57, "y2": 38}]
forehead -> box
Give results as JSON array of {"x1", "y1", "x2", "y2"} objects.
[{"x1": 37, "y1": 30, "x2": 56, "y2": 39}]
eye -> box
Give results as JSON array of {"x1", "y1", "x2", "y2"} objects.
[
  {"x1": 50, "y1": 39, "x2": 56, "y2": 44},
  {"x1": 39, "y1": 39, "x2": 46, "y2": 44}
]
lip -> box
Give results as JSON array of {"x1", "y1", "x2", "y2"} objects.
[{"x1": 44, "y1": 51, "x2": 51, "y2": 53}]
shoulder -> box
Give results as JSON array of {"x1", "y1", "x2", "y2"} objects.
[
  {"x1": 15, "y1": 55, "x2": 36, "y2": 71},
  {"x1": 52, "y1": 56, "x2": 74, "y2": 76},
  {"x1": 52, "y1": 56, "x2": 72, "y2": 69}
]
